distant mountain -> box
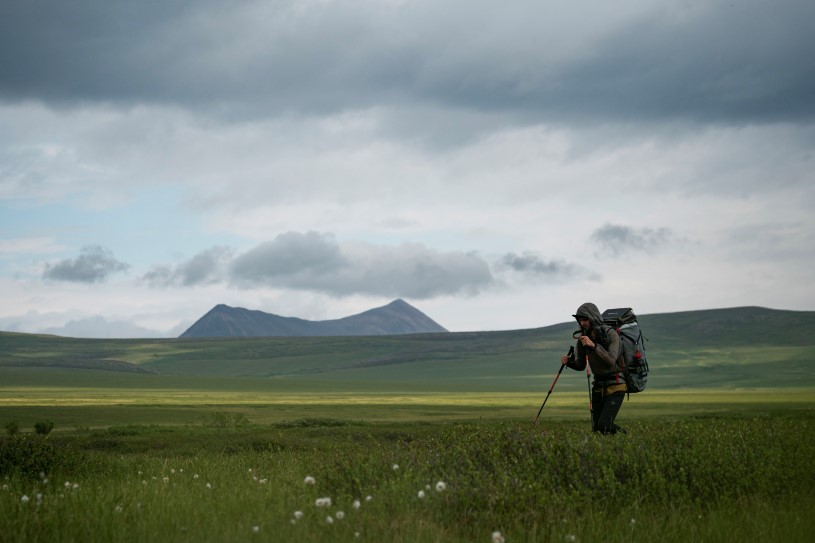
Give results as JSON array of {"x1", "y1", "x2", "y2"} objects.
[{"x1": 178, "y1": 299, "x2": 449, "y2": 338}]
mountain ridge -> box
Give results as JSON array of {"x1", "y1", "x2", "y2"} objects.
[{"x1": 179, "y1": 298, "x2": 448, "y2": 338}]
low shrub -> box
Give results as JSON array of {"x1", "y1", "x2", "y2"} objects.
[
  {"x1": 34, "y1": 420, "x2": 55, "y2": 436},
  {"x1": 0, "y1": 435, "x2": 82, "y2": 478}
]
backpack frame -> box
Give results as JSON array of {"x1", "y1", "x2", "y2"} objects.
[{"x1": 602, "y1": 308, "x2": 649, "y2": 394}]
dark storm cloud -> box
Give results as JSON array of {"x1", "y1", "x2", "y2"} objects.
[
  {"x1": 550, "y1": 2, "x2": 815, "y2": 124},
  {"x1": 142, "y1": 246, "x2": 234, "y2": 287},
  {"x1": 499, "y1": 252, "x2": 600, "y2": 282},
  {"x1": 590, "y1": 224, "x2": 672, "y2": 257},
  {"x1": 144, "y1": 234, "x2": 603, "y2": 295},
  {"x1": 229, "y1": 232, "x2": 494, "y2": 298},
  {"x1": 141, "y1": 232, "x2": 495, "y2": 298},
  {"x1": 501, "y1": 252, "x2": 577, "y2": 277},
  {"x1": 230, "y1": 232, "x2": 346, "y2": 286},
  {"x1": 2, "y1": 0, "x2": 812, "y2": 124},
  {"x1": 43, "y1": 245, "x2": 129, "y2": 283}
]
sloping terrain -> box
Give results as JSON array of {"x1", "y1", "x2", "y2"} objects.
[{"x1": 2, "y1": 306, "x2": 813, "y2": 391}]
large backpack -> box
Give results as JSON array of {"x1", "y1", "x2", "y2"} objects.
[{"x1": 601, "y1": 308, "x2": 649, "y2": 393}]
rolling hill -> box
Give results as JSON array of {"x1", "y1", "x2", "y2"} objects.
[
  {"x1": 1, "y1": 306, "x2": 814, "y2": 391},
  {"x1": 179, "y1": 299, "x2": 448, "y2": 338}
]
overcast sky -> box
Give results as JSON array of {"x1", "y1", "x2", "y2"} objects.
[{"x1": 2, "y1": 0, "x2": 813, "y2": 338}]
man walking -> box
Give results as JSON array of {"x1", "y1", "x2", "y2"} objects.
[{"x1": 561, "y1": 302, "x2": 627, "y2": 434}]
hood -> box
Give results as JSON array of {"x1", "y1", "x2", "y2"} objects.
[{"x1": 572, "y1": 302, "x2": 604, "y2": 329}]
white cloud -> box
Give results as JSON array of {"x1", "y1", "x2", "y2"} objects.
[{"x1": 43, "y1": 245, "x2": 130, "y2": 283}]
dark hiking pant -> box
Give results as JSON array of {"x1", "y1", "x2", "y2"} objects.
[{"x1": 592, "y1": 390, "x2": 625, "y2": 434}]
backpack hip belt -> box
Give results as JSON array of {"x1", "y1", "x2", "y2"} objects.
[{"x1": 595, "y1": 383, "x2": 627, "y2": 397}]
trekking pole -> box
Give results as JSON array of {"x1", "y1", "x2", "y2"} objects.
[
  {"x1": 574, "y1": 330, "x2": 593, "y2": 427},
  {"x1": 585, "y1": 354, "x2": 593, "y2": 429},
  {"x1": 533, "y1": 346, "x2": 573, "y2": 426}
]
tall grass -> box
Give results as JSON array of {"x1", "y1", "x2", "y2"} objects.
[{"x1": 1, "y1": 415, "x2": 812, "y2": 542}]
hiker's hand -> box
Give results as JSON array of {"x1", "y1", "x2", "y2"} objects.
[
  {"x1": 579, "y1": 336, "x2": 596, "y2": 349},
  {"x1": 560, "y1": 355, "x2": 570, "y2": 365}
]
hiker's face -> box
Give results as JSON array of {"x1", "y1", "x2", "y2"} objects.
[{"x1": 578, "y1": 317, "x2": 591, "y2": 333}]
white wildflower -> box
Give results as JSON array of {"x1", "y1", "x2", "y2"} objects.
[
  {"x1": 435, "y1": 481, "x2": 447, "y2": 492},
  {"x1": 259, "y1": 479, "x2": 267, "y2": 484},
  {"x1": 492, "y1": 531, "x2": 505, "y2": 543},
  {"x1": 365, "y1": 495, "x2": 372, "y2": 502},
  {"x1": 72, "y1": 483, "x2": 79, "y2": 490},
  {"x1": 163, "y1": 477, "x2": 169, "y2": 484},
  {"x1": 138, "y1": 471, "x2": 143, "y2": 476},
  {"x1": 630, "y1": 518, "x2": 636, "y2": 526},
  {"x1": 64, "y1": 481, "x2": 71, "y2": 488},
  {"x1": 21, "y1": 495, "x2": 30, "y2": 503},
  {"x1": 352, "y1": 500, "x2": 361, "y2": 510},
  {"x1": 355, "y1": 532, "x2": 360, "y2": 538},
  {"x1": 315, "y1": 497, "x2": 332, "y2": 508},
  {"x1": 194, "y1": 474, "x2": 200, "y2": 479},
  {"x1": 114, "y1": 505, "x2": 123, "y2": 513},
  {"x1": 336, "y1": 511, "x2": 345, "y2": 520},
  {"x1": 418, "y1": 490, "x2": 426, "y2": 499},
  {"x1": 171, "y1": 469, "x2": 176, "y2": 474},
  {"x1": 206, "y1": 483, "x2": 212, "y2": 489},
  {"x1": 392, "y1": 464, "x2": 399, "y2": 471},
  {"x1": 565, "y1": 535, "x2": 577, "y2": 542},
  {"x1": 304, "y1": 476, "x2": 316, "y2": 485},
  {"x1": 326, "y1": 516, "x2": 334, "y2": 524},
  {"x1": 252, "y1": 526, "x2": 260, "y2": 533},
  {"x1": 426, "y1": 484, "x2": 431, "y2": 490},
  {"x1": 294, "y1": 511, "x2": 304, "y2": 520}
]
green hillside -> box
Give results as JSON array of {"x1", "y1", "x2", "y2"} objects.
[{"x1": 1, "y1": 307, "x2": 813, "y2": 391}]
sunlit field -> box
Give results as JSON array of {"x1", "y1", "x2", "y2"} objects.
[{"x1": 1, "y1": 367, "x2": 813, "y2": 427}]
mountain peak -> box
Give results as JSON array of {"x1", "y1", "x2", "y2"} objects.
[{"x1": 180, "y1": 300, "x2": 447, "y2": 338}]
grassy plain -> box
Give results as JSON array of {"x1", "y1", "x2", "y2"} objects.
[
  {"x1": 1, "y1": 371, "x2": 814, "y2": 542},
  {"x1": 1, "y1": 414, "x2": 813, "y2": 542}
]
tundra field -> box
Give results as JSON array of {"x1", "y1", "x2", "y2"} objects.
[{"x1": 1, "y1": 379, "x2": 813, "y2": 542}]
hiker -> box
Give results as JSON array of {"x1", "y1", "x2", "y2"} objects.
[{"x1": 561, "y1": 302, "x2": 627, "y2": 434}]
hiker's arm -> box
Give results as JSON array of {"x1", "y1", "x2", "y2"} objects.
[
  {"x1": 591, "y1": 330, "x2": 621, "y2": 372},
  {"x1": 565, "y1": 342, "x2": 586, "y2": 371}
]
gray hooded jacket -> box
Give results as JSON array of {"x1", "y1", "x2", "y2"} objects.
[{"x1": 567, "y1": 302, "x2": 624, "y2": 387}]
